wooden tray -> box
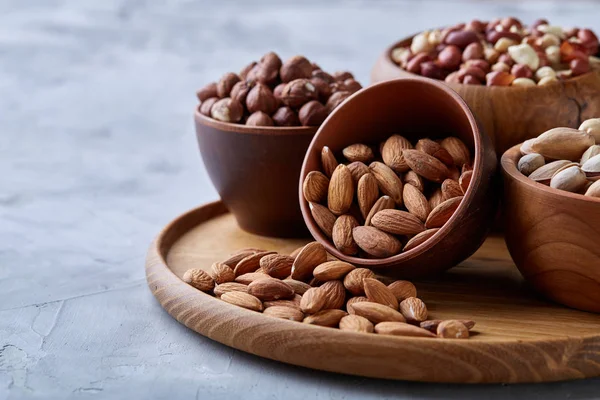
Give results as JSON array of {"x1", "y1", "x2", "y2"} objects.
[{"x1": 145, "y1": 201, "x2": 600, "y2": 384}]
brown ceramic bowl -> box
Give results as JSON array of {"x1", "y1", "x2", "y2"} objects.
[
  {"x1": 195, "y1": 110, "x2": 316, "y2": 238},
  {"x1": 299, "y1": 78, "x2": 498, "y2": 278},
  {"x1": 501, "y1": 144, "x2": 600, "y2": 313},
  {"x1": 371, "y1": 36, "x2": 600, "y2": 155}
]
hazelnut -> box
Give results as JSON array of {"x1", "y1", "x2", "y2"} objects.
[
  {"x1": 273, "y1": 83, "x2": 286, "y2": 103},
  {"x1": 254, "y1": 52, "x2": 282, "y2": 85},
  {"x1": 486, "y1": 71, "x2": 516, "y2": 86},
  {"x1": 326, "y1": 91, "x2": 351, "y2": 112},
  {"x1": 199, "y1": 97, "x2": 218, "y2": 116},
  {"x1": 437, "y1": 45, "x2": 462, "y2": 70},
  {"x1": 462, "y1": 42, "x2": 483, "y2": 61},
  {"x1": 281, "y1": 79, "x2": 318, "y2": 109},
  {"x1": 312, "y1": 69, "x2": 335, "y2": 84},
  {"x1": 310, "y1": 62, "x2": 321, "y2": 71},
  {"x1": 342, "y1": 79, "x2": 362, "y2": 93},
  {"x1": 280, "y1": 55, "x2": 313, "y2": 83},
  {"x1": 272, "y1": 107, "x2": 300, "y2": 126},
  {"x1": 230, "y1": 80, "x2": 255, "y2": 104},
  {"x1": 240, "y1": 62, "x2": 257, "y2": 80},
  {"x1": 246, "y1": 83, "x2": 278, "y2": 114},
  {"x1": 333, "y1": 71, "x2": 354, "y2": 82},
  {"x1": 511, "y1": 64, "x2": 533, "y2": 79},
  {"x1": 444, "y1": 30, "x2": 479, "y2": 48},
  {"x1": 310, "y1": 77, "x2": 332, "y2": 102},
  {"x1": 210, "y1": 98, "x2": 244, "y2": 123},
  {"x1": 216, "y1": 72, "x2": 241, "y2": 98},
  {"x1": 462, "y1": 75, "x2": 481, "y2": 85},
  {"x1": 246, "y1": 111, "x2": 274, "y2": 127},
  {"x1": 571, "y1": 58, "x2": 590, "y2": 76},
  {"x1": 406, "y1": 53, "x2": 432, "y2": 74},
  {"x1": 197, "y1": 82, "x2": 218, "y2": 102},
  {"x1": 298, "y1": 101, "x2": 328, "y2": 126}
]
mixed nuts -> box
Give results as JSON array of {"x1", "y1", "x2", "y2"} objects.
[
  {"x1": 303, "y1": 135, "x2": 473, "y2": 257},
  {"x1": 183, "y1": 244, "x2": 475, "y2": 338},
  {"x1": 518, "y1": 118, "x2": 600, "y2": 198},
  {"x1": 391, "y1": 17, "x2": 599, "y2": 86},
  {"x1": 196, "y1": 52, "x2": 361, "y2": 126}
]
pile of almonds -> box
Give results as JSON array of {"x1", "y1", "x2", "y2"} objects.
[
  {"x1": 392, "y1": 17, "x2": 600, "y2": 87},
  {"x1": 196, "y1": 52, "x2": 361, "y2": 127},
  {"x1": 183, "y1": 243, "x2": 474, "y2": 338},
  {"x1": 519, "y1": 118, "x2": 600, "y2": 197},
  {"x1": 303, "y1": 135, "x2": 473, "y2": 258}
]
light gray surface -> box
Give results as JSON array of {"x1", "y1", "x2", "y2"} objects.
[{"x1": 1, "y1": 0, "x2": 600, "y2": 398}]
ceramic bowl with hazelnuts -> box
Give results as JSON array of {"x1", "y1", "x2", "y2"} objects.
[
  {"x1": 371, "y1": 17, "x2": 600, "y2": 155},
  {"x1": 195, "y1": 52, "x2": 362, "y2": 238}
]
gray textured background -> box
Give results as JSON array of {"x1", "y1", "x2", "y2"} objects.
[{"x1": 1, "y1": 0, "x2": 600, "y2": 398}]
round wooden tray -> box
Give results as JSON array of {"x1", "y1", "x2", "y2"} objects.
[{"x1": 145, "y1": 201, "x2": 600, "y2": 384}]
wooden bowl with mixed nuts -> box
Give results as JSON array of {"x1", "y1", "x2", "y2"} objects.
[{"x1": 371, "y1": 17, "x2": 600, "y2": 155}]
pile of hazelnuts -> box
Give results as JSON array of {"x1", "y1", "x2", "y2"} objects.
[
  {"x1": 196, "y1": 52, "x2": 361, "y2": 127},
  {"x1": 391, "y1": 17, "x2": 599, "y2": 87}
]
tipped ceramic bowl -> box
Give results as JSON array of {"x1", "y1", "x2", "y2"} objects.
[
  {"x1": 501, "y1": 144, "x2": 600, "y2": 313},
  {"x1": 195, "y1": 110, "x2": 316, "y2": 238},
  {"x1": 299, "y1": 78, "x2": 498, "y2": 278},
  {"x1": 371, "y1": 36, "x2": 600, "y2": 155}
]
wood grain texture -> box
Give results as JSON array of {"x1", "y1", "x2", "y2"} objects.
[
  {"x1": 501, "y1": 144, "x2": 600, "y2": 313},
  {"x1": 145, "y1": 201, "x2": 600, "y2": 384},
  {"x1": 371, "y1": 38, "x2": 600, "y2": 155}
]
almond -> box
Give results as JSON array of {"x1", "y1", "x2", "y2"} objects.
[
  {"x1": 403, "y1": 170, "x2": 424, "y2": 192},
  {"x1": 448, "y1": 166, "x2": 461, "y2": 181},
  {"x1": 459, "y1": 170, "x2": 473, "y2": 194},
  {"x1": 183, "y1": 268, "x2": 215, "y2": 292},
  {"x1": 352, "y1": 226, "x2": 402, "y2": 258},
  {"x1": 550, "y1": 165, "x2": 588, "y2": 192},
  {"x1": 440, "y1": 137, "x2": 471, "y2": 167},
  {"x1": 420, "y1": 319, "x2": 475, "y2": 333},
  {"x1": 234, "y1": 251, "x2": 276, "y2": 276},
  {"x1": 381, "y1": 134, "x2": 412, "y2": 173},
  {"x1": 214, "y1": 282, "x2": 248, "y2": 297},
  {"x1": 303, "y1": 309, "x2": 348, "y2": 327},
  {"x1": 263, "y1": 294, "x2": 302, "y2": 309},
  {"x1": 415, "y1": 138, "x2": 454, "y2": 166},
  {"x1": 339, "y1": 314, "x2": 374, "y2": 333},
  {"x1": 357, "y1": 173, "x2": 379, "y2": 219},
  {"x1": 321, "y1": 146, "x2": 338, "y2": 178},
  {"x1": 363, "y1": 278, "x2": 399, "y2": 309},
  {"x1": 221, "y1": 249, "x2": 257, "y2": 268},
  {"x1": 248, "y1": 277, "x2": 295, "y2": 301},
  {"x1": 399, "y1": 297, "x2": 428, "y2": 323},
  {"x1": 343, "y1": 143, "x2": 374, "y2": 163},
  {"x1": 263, "y1": 306, "x2": 304, "y2": 321},
  {"x1": 346, "y1": 296, "x2": 369, "y2": 314},
  {"x1": 347, "y1": 161, "x2": 370, "y2": 184},
  {"x1": 403, "y1": 149, "x2": 450, "y2": 183},
  {"x1": 303, "y1": 171, "x2": 329, "y2": 203},
  {"x1": 428, "y1": 188, "x2": 444, "y2": 210},
  {"x1": 530, "y1": 127, "x2": 594, "y2": 160},
  {"x1": 441, "y1": 179, "x2": 463, "y2": 200},
  {"x1": 210, "y1": 262, "x2": 235, "y2": 284},
  {"x1": 221, "y1": 291, "x2": 263, "y2": 312},
  {"x1": 388, "y1": 280, "x2": 417, "y2": 301},
  {"x1": 403, "y1": 228, "x2": 439, "y2": 251},
  {"x1": 374, "y1": 321, "x2": 435, "y2": 337},
  {"x1": 332, "y1": 215, "x2": 360, "y2": 255},
  {"x1": 343, "y1": 268, "x2": 376, "y2": 295},
  {"x1": 235, "y1": 272, "x2": 269, "y2": 285},
  {"x1": 328, "y1": 164, "x2": 354, "y2": 215},
  {"x1": 369, "y1": 162, "x2": 404, "y2": 205},
  {"x1": 403, "y1": 184, "x2": 430, "y2": 222},
  {"x1": 437, "y1": 320, "x2": 470, "y2": 339},
  {"x1": 282, "y1": 279, "x2": 311, "y2": 295},
  {"x1": 364, "y1": 195, "x2": 395, "y2": 226},
  {"x1": 528, "y1": 160, "x2": 574, "y2": 184},
  {"x1": 309, "y1": 202, "x2": 336, "y2": 238},
  {"x1": 350, "y1": 301, "x2": 406, "y2": 324},
  {"x1": 289, "y1": 246, "x2": 304, "y2": 258},
  {"x1": 313, "y1": 260, "x2": 355, "y2": 281},
  {"x1": 300, "y1": 287, "x2": 327, "y2": 314},
  {"x1": 260, "y1": 254, "x2": 294, "y2": 279},
  {"x1": 371, "y1": 209, "x2": 425, "y2": 235},
  {"x1": 320, "y1": 280, "x2": 346, "y2": 309},
  {"x1": 291, "y1": 241, "x2": 327, "y2": 281},
  {"x1": 425, "y1": 196, "x2": 463, "y2": 229}
]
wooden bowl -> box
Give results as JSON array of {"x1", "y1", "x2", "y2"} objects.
[
  {"x1": 299, "y1": 78, "x2": 499, "y2": 278},
  {"x1": 194, "y1": 110, "x2": 316, "y2": 238},
  {"x1": 371, "y1": 37, "x2": 600, "y2": 155},
  {"x1": 501, "y1": 144, "x2": 600, "y2": 313}
]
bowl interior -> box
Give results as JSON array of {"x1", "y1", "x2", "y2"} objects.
[{"x1": 300, "y1": 77, "x2": 482, "y2": 266}]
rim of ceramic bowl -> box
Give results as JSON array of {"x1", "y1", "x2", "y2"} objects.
[
  {"x1": 382, "y1": 37, "x2": 600, "y2": 89},
  {"x1": 299, "y1": 77, "x2": 486, "y2": 266},
  {"x1": 501, "y1": 143, "x2": 600, "y2": 203},
  {"x1": 194, "y1": 107, "x2": 318, "y2": 136}
]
